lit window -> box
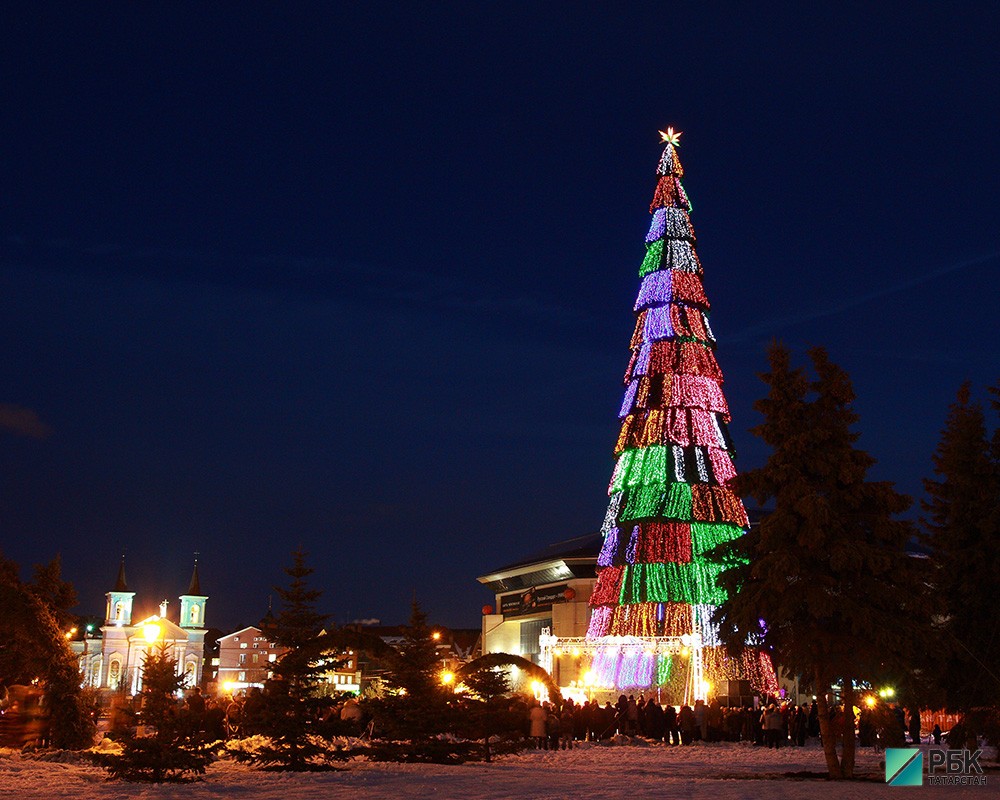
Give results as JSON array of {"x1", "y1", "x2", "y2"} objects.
[
  {"x1": 109, "y1": 660, "x2": 121, "y2": 689},
  {"x1": 240, "y1": 643, "x2": 248, "y2": 649}
]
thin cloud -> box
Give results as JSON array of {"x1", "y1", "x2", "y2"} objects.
[
  {"x1": 0, "y1": 404, "x2": 53, "y2": 439},
  {"x1": 727, "y1": 251, "x2": 1000, "y2": 344},
  {"x1": 23, "y1": 239, "x2": 589, "y2": 326}
]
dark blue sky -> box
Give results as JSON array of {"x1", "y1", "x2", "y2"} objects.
[{"x1": 2, "y1": 3, "x2": 998, "y2": 631}]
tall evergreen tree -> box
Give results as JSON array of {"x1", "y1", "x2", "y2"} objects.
[
  {"x1": 235, "y1": 548, "x2": 337, "y2": 770},
  {"x1": 923, "y1": 383, "x2": 1000, "y2": 711},
  {"x1": 715, "y1": 344, "x2": 930, "y2": 779}
]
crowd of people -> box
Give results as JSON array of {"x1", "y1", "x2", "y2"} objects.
[{"x1": 525, "y1": 695, "x2": 831, "y2": 749}]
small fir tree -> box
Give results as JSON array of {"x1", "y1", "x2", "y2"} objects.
[
  {"x1": 100, "y1": 646, "x2": 210, "y2": 782},
  {"x1": 361, "y1": 602, "x2": 454, "y2": 743},
  {"x1": 714, "y1": 344, "x2": 931, "y2": 780},
  {"x1": 457, "y1": 666, "x2": 512, "y2": 762},
  {"x1": 386, "y1": 602, "x2": 443, "y2": 699},
  {"x1": 923, "y1": 383, "x2": 1000, "y2": 713}
]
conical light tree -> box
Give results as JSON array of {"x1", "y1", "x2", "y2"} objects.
[{"x1": 586, "y1": 129, "x2": 777, "y2": 700}]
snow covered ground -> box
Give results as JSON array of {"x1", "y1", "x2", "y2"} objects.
[{"x1": 2, "y1": 741, "x2": 996, "y2": 799}]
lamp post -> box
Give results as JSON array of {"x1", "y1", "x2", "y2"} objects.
[{"x1": 81, "y1": 625, "x2": 93, "y2": 687}]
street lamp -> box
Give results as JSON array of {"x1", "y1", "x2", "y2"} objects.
[
  {"x1": 124, "y1": 622, "x2": 163, "y2": 694},
  {"x1": 81, "y1": 624, "x2": 95, "y2": 687},
  {"x1": 142, "y1": 622, "x2": 161, "y2": 644}
]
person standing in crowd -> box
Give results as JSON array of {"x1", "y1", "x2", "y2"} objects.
[
  {"x1": 678, "y1": 704, "x2": 696, "y2": 745},
  {"x1": 693, "y1": 698, "x2": 707, "y2": 742},
  {"x1": 625, "y1": 695, "x2": 639, "y2": 736},
  {"x1": 664, "y1": 703, "x2": 679, "y2": 745},
  {"x1": 908, "y1": 708, "x2": 922, "y2": 745},
  {"x1": 707, "y1": 699, "x2": 723, "y2": 742},
  {"x1": 808, "y1": 700, "x2": 820, "y2": 738},
  {"x1": 763, "y1": 704, "x2": 784, "y2": 748},
  {"x1": 645, "y1": 698, "x2": 665, "y2": 741},
  {"x1": 546, "y1": 703, "x2": 561, "y2": 751},
  {"x1": 559, "y1": 703, "x2": 575, "y2": 750},
  {"x1": 789, "y1": 704, "x2": 808, "y2": 746},
  {"x1": 528, "y1": 701, "x2": 547, "y2": 749}
]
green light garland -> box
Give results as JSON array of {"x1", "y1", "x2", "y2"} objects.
[
  {"x1": 657, "y1": 654, "x2": 673, "y2": 685},
  {"x1": 618, "y1": 560, "x2": 734, "y2": 605},
  {"x1": 690, "y1": 521, "x2": 743, "y2": 557},
  {"x1": 639, "y1": 239, "x2": 664, "y2": 277}
]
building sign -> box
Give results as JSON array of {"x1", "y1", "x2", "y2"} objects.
[{"x1": 500, "y1": 584, "x2": 571, "y2": 618}]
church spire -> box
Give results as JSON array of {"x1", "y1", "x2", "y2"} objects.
[
  {"x1": 179, "y1": 553, "x2": 207, "y2": 629},
  {"x1": 187, "y1": 553, "x2": 201, "y2": 595},
  {"x1": 105, "y1": 552, "x2": 136, "y2": 626},
  {"x1": 113, "y1": 554, "x2": 128, "y2": 592}
]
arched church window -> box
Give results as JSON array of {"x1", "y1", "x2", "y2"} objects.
[
  {"x1": 190, "y1": 604, "x2": 200, "y2": 624},
  {"x1": 109, "y1": 659, "x2": 121, "y2": 689},
  {"x1": 115, "y1": 601, "x2": 124, "y2": 620}
]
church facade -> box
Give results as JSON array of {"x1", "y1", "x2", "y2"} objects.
[{"x1": 72, "y1": 559, "x2": 209, "y2": 694}]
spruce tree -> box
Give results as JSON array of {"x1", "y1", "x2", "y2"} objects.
[
  {"x1": 362, "y1": 602, "x2": 453, "y2": 743},
  {"x1": 923, "y1": 383, "x2": 1000, "y2": 712},
  {"x1": 235, "y1": 548, "x2": 336, "y2": 770},
  {"x1": 715, "y1": 344, "x2": 930, "y2": 779},
  {"x1": 386, "y1": 602, "x2": 443, "y2": 700},
  {"x1": 457, "y1": 666, "x2": 513, "y2": 763},
  {"x1": 100, "y1": 645, "x2": 210, "y2": 782}
]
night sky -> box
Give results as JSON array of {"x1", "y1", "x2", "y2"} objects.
[{"x1": 2, "y1": 4, "x2": 998, "y2": 632}]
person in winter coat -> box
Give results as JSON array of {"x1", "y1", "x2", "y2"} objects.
[
  {"x1": 693, "y1": 699, "x2": 707, "y2": 741},
  {"x1": 546, "y1": 705, "x2": 561, "y2": 751},
  {"x1": 528, "y1": 702, "x2": 548, "y2": 749},
  {"x1": 763, "y1": 705, "x2": 784, "y2": 748},
  {"x1": 664, "y1": 703, "x2": 679, "y2": 745},
  {"x1": 908, "y1": 708, "x2": 922, "y2": 745},
  {"x1": 678, "y1": 704, "x2": 696, "y2": 745},
  {"x1": 625, "y1": 696, "x2": 639, "y2": 736},
  {"x1": 645, "y1": 699, "x2": 665, "y2": 741},
  {"x1": 559, "y1": 705, "x2": 576, "y2": 749}
]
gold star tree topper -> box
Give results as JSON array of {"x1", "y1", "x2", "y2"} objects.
[{"x1": 658, "y1": 127, "x2": 682, "y2": 146}]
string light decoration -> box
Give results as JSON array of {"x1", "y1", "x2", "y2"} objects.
[{"x1": 579, "y1": 129, "x2": 778, "y2": 702}]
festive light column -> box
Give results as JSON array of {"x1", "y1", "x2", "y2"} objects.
[{"x1": 586, "y1": 129, "x2": 777, "y2": 701}]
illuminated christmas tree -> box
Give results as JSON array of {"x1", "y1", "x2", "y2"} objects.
[{"x1": 584, "y1": 129, "x2": 777, "y2": 701}]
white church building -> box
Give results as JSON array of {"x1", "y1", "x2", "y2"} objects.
[{"x1": 72, "y1": 558, "x2": 209, "y2": 694}]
